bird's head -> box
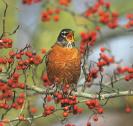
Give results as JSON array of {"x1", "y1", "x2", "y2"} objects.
[{"x1": 57, "y1": 29, "x2": 75, "y2": 47}]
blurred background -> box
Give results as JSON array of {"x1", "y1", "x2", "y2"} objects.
[{"x1": 0, "y1": 0, "x2": 133, "y2": 126}]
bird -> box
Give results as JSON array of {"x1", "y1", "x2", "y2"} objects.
[{"x1": 45, "y1": 29, "x2": 81, "y2": 88}]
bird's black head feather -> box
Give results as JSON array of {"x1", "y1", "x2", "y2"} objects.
[{"x1": 57, "y1": 29, "x2": 75, "y2": 47}]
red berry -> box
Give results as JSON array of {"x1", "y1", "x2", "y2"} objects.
[
  {"x1": 97, "y1": 107, "x2": 104, "y2": 114},
  {"x1": 93, "y1": 114, "x2": 98, "y2": 121},
  {"x1": 63, "y1": 112, "x2": 69, "y2": 117},
  {"x1": 100, "y1": 47, "x2": 106, "y2": 52},
  {"x1": 53, "y1": 15, "x2": 59, "y2": 22},
  {"x1": 41, "y1": 48, "x2": 46, "y2": 54},
  {"x1": 87, "y1": 122, "x2": 91, "y2": 126},
  {"x1": 30, "y1": 107, "x2": 37, "y2": 114},
  {"x1": 125, "y1": 105, "x2": 132, "y2": 113}
]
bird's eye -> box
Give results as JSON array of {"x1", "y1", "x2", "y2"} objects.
[{"x1": 61, "y1": 31, "x2": 67, "y2": 37}]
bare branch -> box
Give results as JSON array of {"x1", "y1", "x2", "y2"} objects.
[{"x1": 0, "y1": 0, "x2": 8, "y2": 39}]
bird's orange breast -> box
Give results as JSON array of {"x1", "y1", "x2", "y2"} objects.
[{"x1": 46, "y1": 44, "x2": 81, "y2": 84}]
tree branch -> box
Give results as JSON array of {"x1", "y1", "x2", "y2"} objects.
[
  {"x1": 27, "y1": 84, "x2": 133, "y2": 100},
  {"x1": 74, "y1": 90, "x2": 133, "y2": 99},
  {"x1": 0, "y1": 0, "x2": 8, "y2": 39}
]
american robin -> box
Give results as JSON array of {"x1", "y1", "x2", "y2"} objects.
[{"x1": 45, "y1": 29, "x2": 81, "y2": 87}]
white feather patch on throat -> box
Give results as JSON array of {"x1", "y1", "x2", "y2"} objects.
[{"x1": 67, "y1": 42, "x2": 72, "y2": 48}]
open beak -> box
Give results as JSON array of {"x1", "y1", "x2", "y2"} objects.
[{"x1": 66, "y1": 32, "x2": 74, "y2": 43}]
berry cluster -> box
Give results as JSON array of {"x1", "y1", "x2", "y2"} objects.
[
  {"x1": 0, "y1": 57, "x2": 9, "y2": 65},
  {"x1": 0, "y1": 73, "x2": 26, "y2": 110},
  {"x1": 116, "y1": 66, "x2": 133, "y2": 81},
  {"x1": 43, "y1": 105, "x2": 55, "y2": 116},
  {"x1": 54, "y1": 92, "x2": 78, "y2": 106},
  {"x1": 86, "y1": 47, "x2": 115, "y2": 83},
  {"x1": 0, "y1": 79, "x2": 25, "y2": 110},
  {"x1": 85, "y1": 0, "x2": 110, "y2": 17},
  {"x1": 53, "y1": 91, "x2": 83, "y2": 117},
  {"x1": 63, "y1": 104, "x2": 83, "y2": 117},
  {"x1": 9, "y1": 50, "x2": 43, "y2": 70},
  {"x1": 84, "y1": 0, "x2": 119, "y2": 29},
  {"x1": 98, "y1": 10, "x2": 119, "y2": 29},
  {"x1": 125, "y1": 13, "x2": 133, "y2": 29},
  {"x1": 41, "y1": 8, "x2": 60, "y2": 22},
  {"x1": 97, "y1": 48, "x2": 115, "y2": 70},
  {"x1": 80, "y1": 31, "x2": 97, "y2": 54},
  {"x1": 85, "y1": 99, "x2": 104, "y2": 124},
  {"x1": 0, "y1": 38, "x2": 13, "y2": 49},
  {"x1": 86, "y1": 99, "x2": 104, "y2": 114},
  {"x1": 0, "y1": 81, "x2": 13, "y2": 107}
]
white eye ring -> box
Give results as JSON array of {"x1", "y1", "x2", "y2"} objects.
[
  {"x1": 62, "y1": 31, "x2": 67, "y2": 34},
  {"x1": 61, "y1": 31, "x2": 68, "y2": 38}
]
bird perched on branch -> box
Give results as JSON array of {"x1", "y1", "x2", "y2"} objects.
[{"x1": 45, "y1": 29, "x2": 81, "y2": 87}]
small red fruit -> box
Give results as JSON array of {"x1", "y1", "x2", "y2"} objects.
[
  {"x1": 125, "y1": 105, "x2": 132, "y2": 113},
  {"x1": 63, "y1": 112, "x2": 69, "y2": 117}
]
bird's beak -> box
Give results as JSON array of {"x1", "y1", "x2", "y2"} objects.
[{"x1": 66, "y1": 32, "x2": 74, "y2": 43}]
